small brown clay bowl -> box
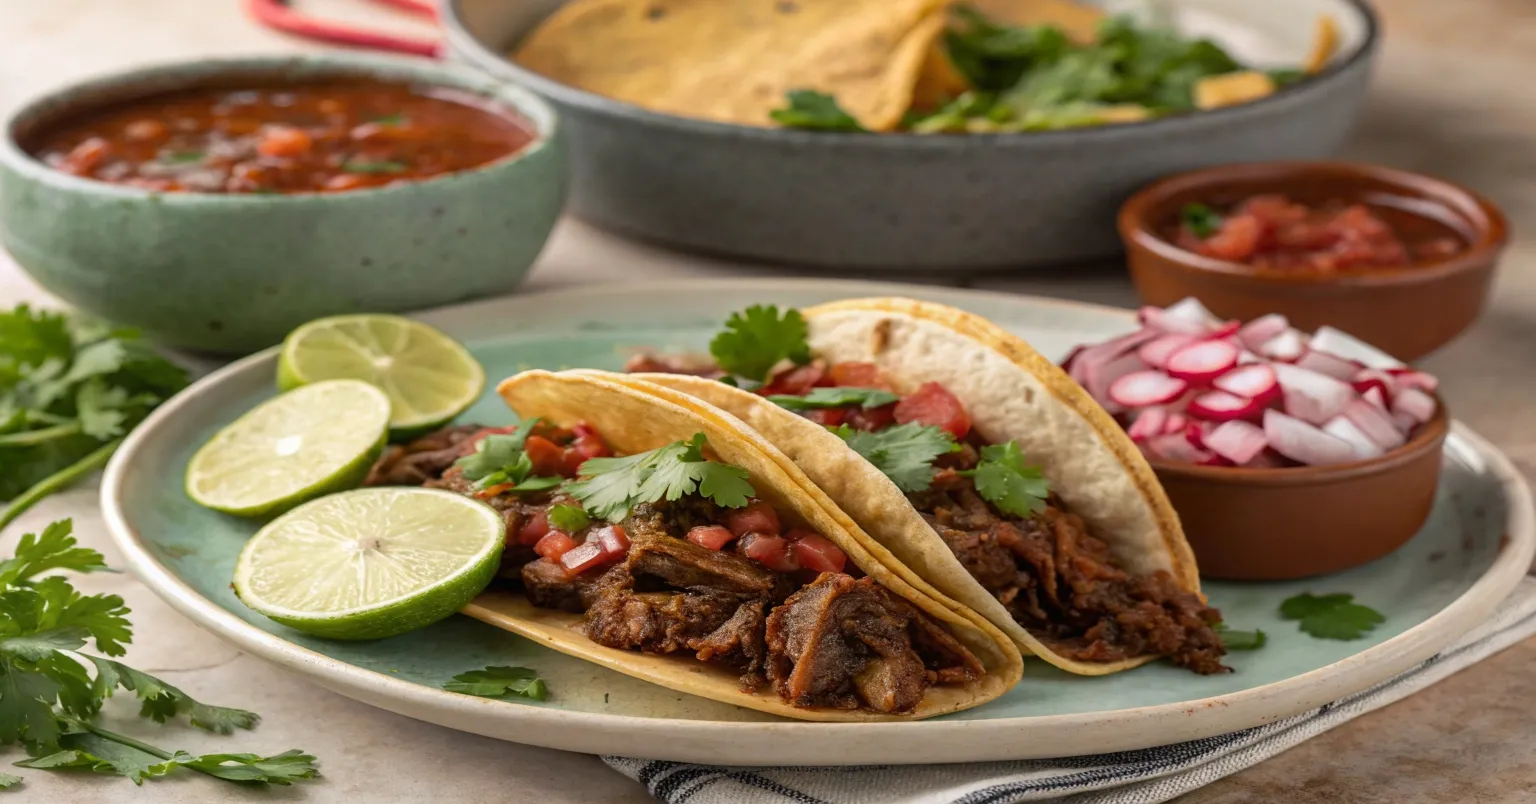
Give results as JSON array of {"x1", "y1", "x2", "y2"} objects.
[
  {"x1": 1149, "y1": 400, "x2": 1450, "y2": 581},
  {"x1": 1119, "y1": 162, "x2": 1508, "y2": 362}
]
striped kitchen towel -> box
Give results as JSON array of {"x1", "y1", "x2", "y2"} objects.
[{"x1": 606, "y1": 576, "x2": 1536, "y2": 804}]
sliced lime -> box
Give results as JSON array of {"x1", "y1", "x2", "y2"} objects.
[
  {"x1": 276, "y1": 314, "x2": 485, "y2": 439},
  {"x1": 232, "y1": 487, "x2": 504, "y2": 640},
  {"x1": 186, "y1": 379, "x2": 390, "y2": 518}
]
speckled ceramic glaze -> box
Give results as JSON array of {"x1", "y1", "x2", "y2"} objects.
[
  {"x1": 0, "y1": 54, "x2": 566, "y2": 354},
  {"x1": 443, "y1": 0, "x2": 1379, "y2": 269},
  {"x1": 101, "y1": 280, "x2": 1535, "y2": 765}
]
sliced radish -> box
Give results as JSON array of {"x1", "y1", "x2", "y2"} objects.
[
  {"x1": 1165, "y1": 339, "x2": 1239, "y2": 385},
  {"x1": 1204, "y1": 420, "x2": 1268, "y2": 465},
  {"x1": 1362, "y1": 386, "x2": 1389, "y2": 410},
  {"x1": 1272, "y1": 363, "x2": 1355, "y2": 425},
  {"x1": 1127, "y1": 407, "x2": 1168, "y2": 442},
  {"x1": 1322, "y1": 416, "x2": 1386, "y2": 460},
  {"x1": 1212, "y1": 363, "x2": 1281, "y2": 405},
  {"x1": 1163, "y1": 412, "x2": 1189, "y2": 435},
  {"x1": 1184, "y1": 421, "x2": 1211, "y2": 449},
  {"x1": 1206, "y1": 320, "x2": 1242, "y2": 339},
  {"x1": 1389, "y1": 369, "x2": 1440, "y2": 394},
  {"x1": 1392, "y1": 388, "x2": 1438, "y2": 424},
  {"x1": 1258, "y1": 329, "x2": 1307, "y2": 362},
  {"x1": 1072, "y1": 328, "x2": 1160, "y2": 385},
  {"x1": 1138, "y1": 333, "x2": 1195, "y2": 369},
  {"x1": 1146, "y1": 432, "x2": 1216, "y2": 464},
  {"x1": 1237, "y1": 314, "x2": 1289, "y2": 349},
  {"x1": 1085, "y1": 353, "x2": 1147, "y2": 410},
  {"x1": 1264, "y1": 410, "x2": 1358, "y2": 466},
  {"x1": 1393, "y1": 412, "x2": 1419, "y2": 435},
  {"x1": 1163, "y1": 297, "x2": 1221, "y2": 331},
  {"x1": 1295, "y1": 349, "x2": 1360, "y2": 382},
  {"x1": 1108, "y1": 370, "x2": 1188, "y2": 408},
  {"x1": 1140, "y1": 306, "x2": 1209, "y2": 335},
  {"x1": 1344, "y1": 399, "x2": 1406, "y2": 450},
  {"x1": 1311, "y1": 326, "x2": 1405, "y2": 370},
  {"x1": 1187, "y1": 390, "x2": 1265, "y2": 422},
  {"x1": 1353, "y1": 377, "x2": 1390, "y2": 399},
  {"x1": 1354, "y1": 368, "x2": 1398, "y2": 396},
  {"x1": 1237, "y1": 350, "x2": 1263, "y2": 365}
]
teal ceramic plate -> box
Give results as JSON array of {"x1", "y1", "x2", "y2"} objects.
[{"x1": 101, "y1": 279, "x2": 1535, "y2": 766}]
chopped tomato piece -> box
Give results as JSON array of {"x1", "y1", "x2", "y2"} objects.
[
  {"x1": 60, "y1": 137, "x2": 111, "y2": 174},
  {"x1": 570, "y1": 422, "x2": 612, "y2": 459},
  {"x1": 256, "y1": 124, "x2": 314, "y2": 157},
  {"x1": 516, "y1": 509, "x2": 551, "y2": 546},
  {"x1": 533, "y1": 530, "x2": 576, "y2": 561},
  {"x1": 760, "y1": 364, "x2": 827, "y2": 396},
  {"x1": 802, "y1": 407, "x2": 849, "y2": 427},
  {"x1": 595, "y1": 525, "x2": 630, "y2": 559},
  {"x1": 687, "y1": 525, "x2": 736, "y2": 551},
  {"x1": 558, "y1": 540, "x2": 610, "y2": 576},
  {"x1": 523, "y1": 435, "x2": 567, "y2": 477},
  {"x1": 323, "y1": 173, "x2": 370, "y2": 192},
  {"x1": 894, "y1": 382, "x2": 972, "y2": 438},
  {"x1": 790, "y1": 533, "x2": 847, "y2": 575},
  {"x1": 725, "y1": 500, "x2": 781, "y2": 538},
  {"x1": 122, "y1": 119, "x2": 167, "y2": 141},
  {"x1": 740, "y1": 533, "x2": 799, "y2": 573},
  {"x1": 844, "y1": 403, "x2": 896, "y2": 432},
  {"x1": 475, "y1": 482, "x2": 513, "y2": 500},
  {"x1": 828, "y1": 362, "x2": 893, "y2": 390}
]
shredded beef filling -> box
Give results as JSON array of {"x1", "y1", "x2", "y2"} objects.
[
  {"x1": 910, "y1": 447, "x2": 1227, "y2": 674},
  {"x1": 368, "y1": 426, "x2": 983, "y2": 713}
]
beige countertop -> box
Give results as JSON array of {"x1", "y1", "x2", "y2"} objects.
[{"x1": 1, "y1": 1, "x2": 1533, "y2": 801}]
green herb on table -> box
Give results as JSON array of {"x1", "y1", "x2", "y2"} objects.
[
  {"x1": 960, "y1": 441, "x2": 1051, "y2": 518},
  {"x1": 708, "y1": 305, "x2": 812, "y2": 384},
  {"x1": 767, "y1": 387, "x2": 900, "y2": 411},
  {"x1": 769, "y1": 90, "x2": 867, "y2": 132},
  {"x1": 453, "y1": 418, "x2": 563, "y2": 493},
  {"x1": 830, "y1": 423, "x2": 958, "y2": 494},
  {"x1": 444, "y1": 666, "x2": 548, "y2": 701},
  {"x1": 565, "y1": 433, "x2": 754, "y2": 522},
  {"x1": 0, "y1": 519, "x2": 318, "y2": 787},
  {"x1": 0, "y1": 305, "x2": 188, "y2": 530},
  {"x1": 340, "y1": 160, "x2": 408, "y2": 174},
  {"x1": 1215, "y1": 623, "x2": 1267, "y2": 651},
  {"x1": 1279, "y1": 592, "x2": 1385, "y2": 640},
  {"x1": 1180, "y1": 203, "x2": 1224, "y2": 238}
]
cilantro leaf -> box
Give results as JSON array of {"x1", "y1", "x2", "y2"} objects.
[
  {"x1": 1180, "y1": 203, "x2": 1223, "y2": 238},
  {"x1": 768, "y1": 387, "x2": 900, "y2": 411},
  {"x1": 547, "y1": 504, "x2": 591, "y2": 533},
  {"x1": 1279, "y1": 593, "x2": 1385, "y2": 641},
  {"x1": 0, "y1": 772, "x2": 20, "y2": 788},
  {"x1": 565, "y1": 434, "x2": 755, "y2": 522},
  {"x1": 0, "y1": 666, "x2": 61, "y2": 749},
  {"x1": 0, "y1": 628, "x2": 88, "y2": 661},
  {"x1": 170, "y1": 749, "x2": 319, "y2": 784},
  {"x1": 1214, "y1": 623, "x2": 1267, "y2": 651},
  {"x1": 832, "y1": 423, "x2": 958, "y2": 493},
  {"x1": 17, "y1": 731, "x2": 175, "y2": 785},
  {"x1": 451, "y1": 419, "x2": 560, "y2": 493},
  {"x1": 708, "y1": 306, "x2": 811, "y2": 383},
  {"x1": 961, "y1": 442, "x2": 1051, "y2": 518},
  {"x1": 0, "y1": 520, "x2": 109, "y2": 586},
  {"x1": 87, "y1": 657, "x2": 258, "y2": 733},
  {"x1": 444, "y1": 665, "x2": 548, "y2": 701},
  {"x1": 769, "y1": 90, "x2": 867, "y2": 132}
]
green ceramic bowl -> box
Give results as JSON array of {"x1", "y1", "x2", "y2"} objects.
[{"x1": 0, "y1": 54, "x2": 567, "y2": 355}]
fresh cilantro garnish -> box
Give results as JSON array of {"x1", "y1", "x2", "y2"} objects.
[
  {"x1": 1215, "y1": 623, "x2": 1267, "y2": 651},
  {"x1": 340, "y1": 160, "x2": 407, "y2": 174},
  {"x1": 768, "y1": 387, "x2": 900, "y2": 411},
  {"x1": 445, "y1": 666, "x2": 548, "y2": 701},
  {"x1": 452, "y1": 419, "x2": 561, "y2": 493},
  {"x1": 547, "y1": 504, "x2": 590, "y2": 533},
  {"x1": 708, "y1": 305, "x2": 811, "y2": 383},
  {"x1": 565, "y1": 434, "x2": 754, "y2": 522},
  {"x1": 1180, "y1": 203, "x2": 1223, "y2": 238},
  {"x1": 960, "y1": 442, "x2": 1050, "y2": 518},
  {"x1": 769, "y1": 90, "x2": 867, "y2": 132},
  {"x1": 0, "y1": 519, "x2": 317, "y2": 787},
  {"x1": 0, "y1": 306, "x2": 188, "y2": 530},
  {"x1": 1279, "y1": 593, "x2": 1385, "y2": 641},
  {"x1": 831, "y1": 423, "x2": 958, "y2": 493}
]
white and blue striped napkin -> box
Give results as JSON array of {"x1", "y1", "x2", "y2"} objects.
[{"x1": 606, "y1": 577, "x2": 1536, "y2": 804}]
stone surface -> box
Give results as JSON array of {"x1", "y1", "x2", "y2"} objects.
[{"x1": 0, "y1": 0, "x2": 1532, "y2": 802}]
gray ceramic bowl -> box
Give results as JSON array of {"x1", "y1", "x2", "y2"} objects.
[
  {"x1": 0, "y1": 54, "x2": 566, "y2": 355},
  {"x1": 444, "y1": 0, "x2": 1378, "y2": 270}
]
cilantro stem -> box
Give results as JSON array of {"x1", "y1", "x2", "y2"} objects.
[
  {"x1": 0, "y1": 422, "x2": 81, "y2": 447},
  {"x1": 0, "y1": 438, "x2": 121, "y2": 532},
  {"x1": 77, "y1": 721, "x2": 175, "y2": 762}
]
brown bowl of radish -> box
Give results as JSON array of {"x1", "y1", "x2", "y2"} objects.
[{"x1": 1064, "y1": 298, "x2": 1449, "y2": 581}]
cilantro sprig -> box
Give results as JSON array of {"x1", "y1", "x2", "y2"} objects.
[
  {"x1": 960, "y1": 442, "x2": 1051, "y2": 518},
  {"x1": 768, "y1": 387, "x2": 899, "y2": 411},
  {"x1": 708, "y1": 305, "x2": 811, "y2": 385},
  {"x1": 0, "y1": 306, "x2": 188, "y2": 530},
  {"x1": 444, "y1": 666, "x2": 548, "y2": 701},
  {"x1": 769, "y1": 90, "x2": 868, "y2": 132},
  {"x1": 1180, "y1": 203, "x2": 1223, "y2": 238},
  {"x1": 1215, "y1": 623, "x2": 1267, "y2": 651},
  {"x1": 547, "y1": 504, "x2": 591, "y2": 533},
  {"x1": 0, "y1": 519, "x2": 317, "y2": 788},
  {"x1": 831, "y1": 423, "x2": 959, "y2": 493},
  {"x1": 452, "y1": 418, "x2": 562, "y2": 493},
  {"x1": 565, "y1": 434, "x2": 754, "y2": 522},
  {"x1": 1280, "y1": 593, "x2": 1384, "y2": 641}
]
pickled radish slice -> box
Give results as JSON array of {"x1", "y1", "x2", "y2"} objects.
[
  {"x1": 1108, "y1": 371, "x2": 1188, "y2": 407},
  {"x1": 1204, "y1": 420, "x2": 1269, "y2": 465},
  {"x1": 1264, "y1": 410, "x2": 1358, "y2": 466},
  {"x1": 1138, "y1": 334, "x2": 1195, "y2": 368},
  {"x1": 1213, "y1": 363, "x2": 1280, "y2": 405},
  {"x1": 1311, "y1": 326, "x2": 1404, "y2": 370},
  {"x1": 1237, "y1": 314, "x2": 1289, "y2": 349},
  {"x1": 1273, "y1": 363, "x2": 1354, "y2": 425},
  {"x1": 1394, "y1": 388, "x2": 1438, "y2": 424},
  {"x1": 1344, "y1": 399, "x2": 1406, "y2": 450},
  {"x1": 1165, "y1": 339, "x2": 1239, "y2": 385},
  {"x1": 1127, "y1": 408, "x2": 1168, "y2": 441},
  {"x1": 1323, "y1": 416, "x2": 1385, "y2": 460},
  {"x1": 1187, "y1": 390, "x2": 1264, "y2": 422},
  {"x1": 1259, "y1": 329, "x2": 1307, "y2": 361},
  {"x1": 1295, "y1": 349, "x2": 1360, "y2": 381}
]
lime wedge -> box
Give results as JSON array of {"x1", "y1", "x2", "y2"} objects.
[
  {"x1": 233, "y1": 487, "x2": 504, "y2": 640},
  {"x1": 186, "y1": 379, "x2": 391, "y2": 518},
  {"x1": 277, "y1": 314, "x2": 485, "y2": 439}
]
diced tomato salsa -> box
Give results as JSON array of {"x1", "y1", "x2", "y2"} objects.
[
  {"x1": 766, "y1": 361, "x2": 974, "y2": 439},
  {"x1": 1173, "y1": 194, "x2": 1466, "y2": 271}
]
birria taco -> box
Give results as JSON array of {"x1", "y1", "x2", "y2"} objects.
[
  {"x1": 365, "y1": 369, "x2": 1020, "y2": 720},
  {"x1": 621, "y1": 298, "x2": 1228, "y2": 675}
]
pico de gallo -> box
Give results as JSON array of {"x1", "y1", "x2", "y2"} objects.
[{"x1": 366, "y1": 417, "x2": 984, "y2": 713}]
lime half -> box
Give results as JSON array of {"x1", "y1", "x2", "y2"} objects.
[
  {"x1": 277, "y1": 314, "x2": 485, "y2": 439},
  {"x1": 186, "y1": 379, "x2": 391, "y2": 518},
  {"x1": 233, "y1": 487, "x2": 504, "y2": 640}
]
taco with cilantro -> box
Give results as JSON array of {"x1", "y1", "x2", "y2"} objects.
[
  {"x1": 618, "y1": 297, "x2": 1228, "y2": 676},
  {"x1": 364, "y1": 369, "x2": 1021, "y2": 720}
]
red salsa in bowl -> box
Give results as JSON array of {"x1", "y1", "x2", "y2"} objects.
[{"x1": 23, "y1": 79, "x2": 536, "y2": 194}]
